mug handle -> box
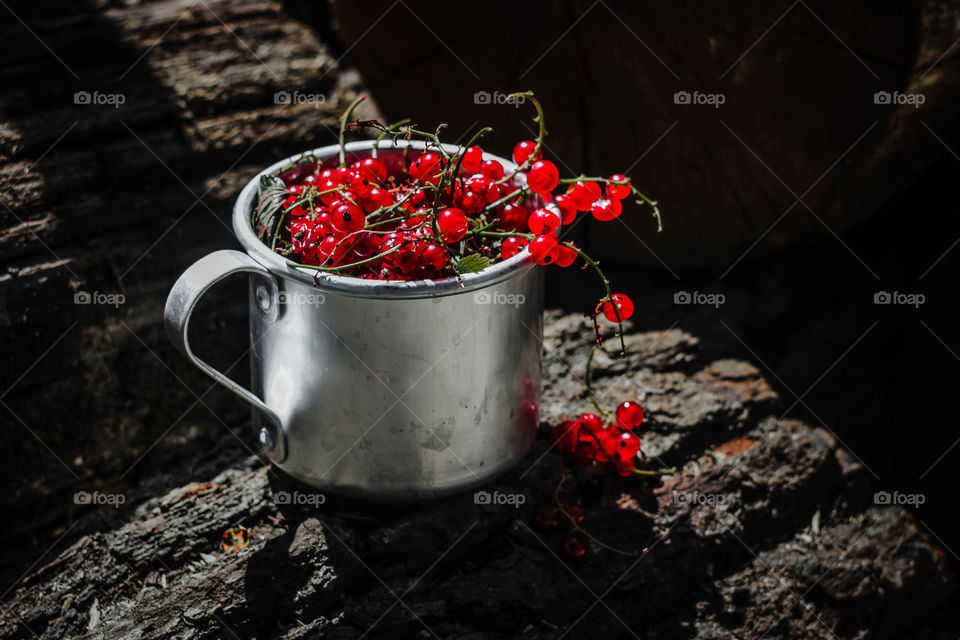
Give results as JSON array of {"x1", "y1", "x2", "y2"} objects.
[{"x1": 164, "y1": 250, "x2": 284, "y2": 451}]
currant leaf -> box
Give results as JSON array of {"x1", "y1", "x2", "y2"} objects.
[
  {"x1": 454, "y1": 254, "x2": 492, "y2": 274},
  {"x1": 252, "y1": 175, "x2": 289, "y2": 242}
]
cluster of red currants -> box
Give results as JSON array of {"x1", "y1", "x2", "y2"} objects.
[
  {"x1": 252, "y1": 93, "x2": 657, "y2": 331},
  {"x1": 532, "y1": 502, "x2": 589, "y2": 562},
  {"x1": 549, "y1": 400, "x2": 645, "y2": 476}
]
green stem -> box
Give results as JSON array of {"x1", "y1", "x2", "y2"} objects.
[
  {"x1": 499, "y1": 92, "x2": 544, "y2": 185},
  {"x1": 557, "y1": 176, "x2": 662, "y2": 233},
  {"x1": 553, "y1": 475, "x2": 641, "y2": 558},
  {"x1": 449, "y1": 126, "x2": 494, "y2": 196},
  {"x1": 373, "y1": 118, "x2": 411, "y2": 158},
  {"x1": 566, "y1": 243, "x2": 626, "y2": 356},
  {"x1": 287, "y1": 244, "x2": 402, "y2": 273},
  {"x1": 584, "y1": 345, "x2": 612, "y2": 420},
  {"x1": 339, "y1": 95, "x2": 367, "y2": 167}
]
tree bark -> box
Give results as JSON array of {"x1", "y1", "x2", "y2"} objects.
[{"x1": 0, "y1": 314, "x2": 954, "y2": 639}]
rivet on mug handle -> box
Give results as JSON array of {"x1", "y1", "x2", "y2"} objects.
[{"x1": 164, "y1": 249, "x2": 286, "y2": 462}]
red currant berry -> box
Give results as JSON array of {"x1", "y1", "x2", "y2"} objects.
[
  {"x1": 590, "y1": 197, "x2": 622, "y2": 222},
  {"x1": 363, "y1": 186, "x2": 393, "y2": 212},
  {"x1": 593, "y1": 426, "x2": 621, "y2": 462},
  {"x1": 319, "y1": 180, "x2": 341, "y2": 205},
  {"x1": 393, "y1": 245, "x2": 421, "y2": 275},
  {"x1": 615, "y1": 400, "x2": 645, "y2": 430},
  {"x1": 418, "y1": 243, "x2": 448, "y2": 271},
  {"x1": 533, "y1": 504, "x2": 559, "y2": 533},
  {"x1": 498, "y1": 203, "x2": 529, "y2": 231},
  {"x1": 554, "y1": 244, "x2": 577, "y2": 268},
  {"x1": 616, "y1": 431, "x2": 641, "y2": 460},
  {"x1": 550, "y1": 419, "x2": 579, "y2": 453},
  {"x1": 437, "y1": 207, "x2": 468, "y2": 243},
  {"x1": 527, "y1": 208, "x2": 560, "y2": 235},
  {"x1": 358, "y1": 157, "x2": 387, "y2": 183},
  {"x1": 348, "y1": 232, "x2": 383, "y2": 260},
  {"x1": 410, "y1": 152, "x2": 443, "y2": 183},
  {"x1": 330, "y1": 202, "x2": 365, "y2": 234},
  {"x1": 528, "y1": 234, "x2": 559, "y2": 265},
  {"x1": 317, "y1": 235, "x2": 350, "y2": 264},
  {"x1": 615, "y1": 456, "x2": 636, "y2": 477},
  {"x1": 559, "y1": 504, "x2": 586, "y2": 528},
  {"x1": 573, "y1": 442, "x2": 596, "y2": 467},
  {"x1": 480, "y1": 159, "x2": 505, "y2": 180},
  {"x1": 512, "y1": 140, "x2": 539, "y2": 166},
  {"x1": 461, "y1": 145, "x2": 483, "y2": 173},
  {"x1": 553, "y1": 194, "x2": 577, "y2": 225},
  {"x1": 290, "y1": 219, "x2": 321, "y2": 253},
  {"x1": 606, "y1": 174, "x2": 631, "y2": 200},
  {"x1": 500, "y1": 236, "x2": 529, "y2": 260},
  {"x1": 561, "y1": 533, "x2": 588, "y2": 562},
  {"x1": 598, "y1": 293, "x2": 634, "y2": 322},
  {"x1": 526, "y1": 160, "x2": 559, "y2": 195},
  {"x1": 577, "y1": 413, "x2": 604, "y2": 435},
  {"x1": 456, "y1": 190, "x2": 486, "y2": 215},
  {"x1": 567, "y1": 181, "x2": 602, "y2": 211}
]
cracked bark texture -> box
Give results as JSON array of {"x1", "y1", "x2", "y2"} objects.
[
  {"x1": 0, "y1": 0, "x2": 382, "y2": 547},
  {"x1": 0, "y1": 314, "x2": 955, "y2": 639},
  {"x1": 329, "y1": 0, "x2": 960, "y2": 269}
]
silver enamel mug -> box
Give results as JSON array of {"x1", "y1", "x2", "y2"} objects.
[{"x1": 164, "y1": 140, "x2": 544, "y2": 499}]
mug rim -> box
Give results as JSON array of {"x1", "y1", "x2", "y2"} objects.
[{"x1": 232, "y1": 139, "x2": 547, "y2": 299}]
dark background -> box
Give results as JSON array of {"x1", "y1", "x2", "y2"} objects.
[{"x1": 1, "y1": 0, "x2": 958, "y2": 623}]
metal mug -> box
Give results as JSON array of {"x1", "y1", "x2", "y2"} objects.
[{"x1": 164, "y1": 140, "x2": 545, "y2": 499}]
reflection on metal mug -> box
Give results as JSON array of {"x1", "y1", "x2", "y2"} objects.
[{"x1": 165, "y1": 141, "x2": 545, "y2": 499}]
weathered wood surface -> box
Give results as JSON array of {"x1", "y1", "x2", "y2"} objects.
[
  {"x1": 0, "y1": 0, "x2": 379, "y2": 544},
  {"x1": 0, "y1": 313, "x2": 954, "y2": 639},
  {"x1": 330, "y1": 0, "x2": 960, "y2": 269}
]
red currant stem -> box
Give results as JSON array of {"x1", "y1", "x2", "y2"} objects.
[
  {"x1": 449, "y1": 126, "x2": 494, "y2": 200},
  {"x1": 562, "y1": 242, "x2": 626, "y2": 356},
  {"x1": 353, "y1": 118, "x2": 447, "y2": 160},
  {"x1": 372, "y1": 118, "x2": 411, "y2": 158},
  {"x1": 271, "y1": 209, "x2": 288, "y2": 251},
  {"x1": 364, "y1": 189, "x2": 418, "y2": 226},
  {"x1": 631, "y1": 188, "x2": 663, "y2": 233},
  {"x1": 483, "y1": 186, "x2": 528, "y2": 213},
  {"x1": 338, "y1": 95, "x2": 367, "y2": 167},
  {"x1": 557, "y1": 176, "x2": 628, "y2": 184},
  {"x1": 364, "y1": 215, "x2": 405, "y2": 229},
  {"x1": 629, "y1": 466, "x2": 677, "y2": 476},
  {"x1": 556, "y1": 176, "x2": 663, "y2": 233},
  {"x1": 498, "y1": 91, "x2": 544, "y2": 185},
  {"x1": 552, "y1": 474, "x2": 640, "y2": 558},
  {"x1": 584, "y1": 345, "x2": 613, "y2": 420},
  {"x1": 472, "y1": 230, "x2": 531, "y2": 239},
  {"x1": 286, "y1": 244, "x2": 403, "y2": 273}
]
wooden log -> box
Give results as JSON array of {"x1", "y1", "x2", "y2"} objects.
[
  {"x1": 329, "y1": 0, "x2": 960, "y2": 269},
  {"x1": 0, "y1": 316, "x2": 953, "y2": 639},
  {"x1": 0, "y1": 0, "x2": 380, "y2": 537}
]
